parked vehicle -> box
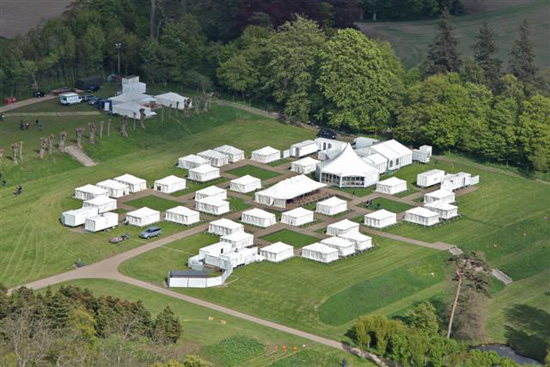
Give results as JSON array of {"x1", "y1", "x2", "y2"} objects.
[
  {"x1": 77, "y1": 75, "x2": 103, "y2": 91},
  {"x1": 33, "y1": 90, "x2": 45, "y2": 98},
  {"x1": 81, "y1": 95, "x2": 95, "y2": 102},
  {"x1": 87, "y1": 96, "x2": 100, "y2": 105},
  {"x1": 109, "y1": 233, "x2": 130, "y2": 244},
  {"x1": 139, "y1": 227, "x2": 162, "y2": 239},
  {"x1": 86, "y1": 85, "x2": 100, "y2": 92},
  {"x1": 59, "y1": 93, "x2": 82, "y2": 106},
  {"x1": 317, "y1": 128, "x2": 337, "y2": 139}
]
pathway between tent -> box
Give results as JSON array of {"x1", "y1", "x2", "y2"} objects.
[{"x1": 65, "y1": 145, "x2": 97, "y2": 166}]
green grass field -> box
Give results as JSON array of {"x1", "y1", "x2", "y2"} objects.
[
  {"x1": 357, "y1": 0, "x2": 550, "y2": 69},
  {"x1": 335, "y1": 186, "x2": 375, "y2": 197},
  {"x1": 125, "y1": 195, "x2": 183, "y2": 211},
  {"x1": 226, "y1": 165, "x2": 281, "y2": 180},
  {"x1": 228, "y1": 196, "x2": 251, "y2": 212},
  {"x1": 261, "y1": 229, "x2": 320, "y2": 248},
  {"x1": 368, "y1": 197, "x2": 414, "y2": 213}
]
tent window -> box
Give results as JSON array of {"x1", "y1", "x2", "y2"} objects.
[{"x1": 389, "y1": 161, "x2": 393, "y2": 168}]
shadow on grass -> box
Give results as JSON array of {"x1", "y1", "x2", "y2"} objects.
[{"x1": 504, "y1": 304, "x2": 550, "y2": 362}]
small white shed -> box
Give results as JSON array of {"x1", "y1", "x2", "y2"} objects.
[
  {"x1": 417, "y1": 169, "x2": 445, "y2": 188},
  {"x1": 83, "y1": 196, "x2": 117, "y2": 213},
  {"x1": 195, "y1": 197, "x2": 230, "y2": 215},
  {"x1": 281, "y1": 207, "x2": 314, "y2": 226},
  {"x1": 214, "y1": 145, "x2": 245, "y2": 163},
  {"x1": 208, "y1": 218, "x2": 244, "y2": 236},
  {"x1": 178, "y1": 154, "x2": 208, "y2": 169},
  {"x1": 230, "y1": 175, "x2": 262, "y2": 193},
  {"x1": 301, "y1": 243, "x2": 339, "y2": 264},
  {"x1": 199, "y1": 242, "x2": 233, "y2": 260},
  {"x1": 412, "y1": 145, "x2": 432, "y2": 163},
  {"x1": 326, "y1": 219, "x2": 359, "y2": 236},
  {"x1": 126, "y1": 207, "x2": 160, "y2": 227},
  {"x1": 321, "y1": 237, "x2": 356, "y2": 257},
  {"x1": 251, "y1": 146, "x2": 281, "y2": 164},
  {"x1": 290, "y1": 140, "x2": 318, "y2": 158},
  {"x1": 291, "y1": 157, "x2": 320, "y2": 174},
  {"x1": 441, "y1": 172, "x2": 479, "y2": 191},
  {"x1": 219, "y1": 247, "x2": 259, "y2": 268},
  {"x1": 424, "y1": 189, "x2": 455, "y2": 204},
  {"x1": 404, "y1": 207, "x2": 440, "y2": 227},
  {"x1": 260, "y1": 242, "x2": 294, "y2": 263},
  {"x1": 198, "y1": 149, "x2": 230, "y2": 167},
  {"x1": 424, "y1": 201, "x2": 459, "y2": 219},
  {"x1": 195, "y1": 186, "x2": 227, "y2": 201},
  {"x1": 338, "y1": 231, "x2": 373, "y2": 251},
  {"x1": 114, "y1": 174, "x2": 147, "y2": 193},
  {"x1": 84, "y1": 212, "x2": 119, "y2": 232},
  {"x1": 61, "y1": 207, "x2": 99, "y2": 227},
  {"x1": 188, "y1": 164, "x2": 220, "y2": 182},
  {"x1": 316, "y1": 197, "x2": 347, "y2": 216},
  {"x1": 221, "y1": 231, "x2": 254, "y2": 249},
  {"x1": 165, "y1": 206, "x2": 200, "y2": 225},
  {"x1": 74, "y1": 184, "x2": 108, "y2": 201},
  {"x1": 364, "y1": 209, "x2": 397, "y2": 229},
  {"x1": 96, "y1": 179, "x2": 129, "y2": 198},
  {"x1": 375, "y1": 177, "x2": 407, "y2": 195},
  {"x1": 154, "y1": 175, "x2": 186, "y2": 194},
  {"x1": 241, "y1": 208, "x2": 276, "y2": 228}
]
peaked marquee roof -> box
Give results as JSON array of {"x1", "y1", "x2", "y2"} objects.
[{"x1": 317, "y1": 143, "x2": 378, "y2": 177}]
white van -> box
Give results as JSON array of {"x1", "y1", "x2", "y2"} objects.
[{"x1": 59, "y1": 92, "x2": 82, "y2": 105}]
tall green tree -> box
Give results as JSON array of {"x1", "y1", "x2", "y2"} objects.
[
  {"x1": 472, "y1": 22, "x2": 502, "y2": 90},
  {"x1": 153, "y1": 306, "x2": 182, "y2": 344},
  {"x1": 509, "y1": 20, "x2": 537, "y2": 84},
  {"x1": 46, "y1": 292, "x2": 72, "y2": 329},
  {"x1": 407, "y1": 302, "x2": 440, "y2": 336},
  {"x1": 519, "y1": 95, "x2": 550, "y2": 171},
  {"x1": 424, "y1": 10, "x2": 461, "y2": 75}
]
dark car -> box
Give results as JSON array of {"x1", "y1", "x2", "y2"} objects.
[
  {"x1": 33, "y1": 90, "x2": 45, "y2": 98},
  {"x1": 139, "y1": 227, "x2": 162, "y2": 239},
  {"x1": 86, "y1": 85, "x2": 100, "y2": 92},
  {"x1": 81, "y1": 95, "x2": 96, "y2": 102},
  {"x1": 87, "y1": 96, "x2": 100, "y2": 105},
  {"x1": 317, "y1": 128, "x2": 337, "y2": 139}
]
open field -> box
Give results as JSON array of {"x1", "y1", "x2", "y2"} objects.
[
  {"x1": 357, "y1": 0, "x2": 550, "y2": 69},
  {"x1": 261, "y1": 229, "x2": 320, "y2": 248},
  {"x1": 369, "y1": 197, "x2": 414, "y2": 213},
  {"x1": 226, "y1": 165, "x2": 281, "y2": 180},
  {"x1": 126, "y1": 195, "x2": 184, "y2": 211}
]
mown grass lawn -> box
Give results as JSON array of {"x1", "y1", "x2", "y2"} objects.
[
  {"x1": 228, "y1": 196, "x2": 251, "y2": 212},
  {"x1": 335, "y1": 186, "x2": 375, "y2": 197},
  {"x1": 261, "y1": 229, "x2": 320, "y2": 248},
  {"x1": 226, "y1": 164, "x2": 281, "y2": 180},
  {"x1": 368, "y1": 197, "x2": 414, "y2": 213},
  {"x1": 125, "y1": 195, "x2": 183, "y2": 211}
]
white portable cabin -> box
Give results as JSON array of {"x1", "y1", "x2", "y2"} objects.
[
  {"x1": 412, "y1": 145, "x2": 432, "y2": 163},
  {"x1": 361, "y1": 153, "x2": 388, "y2": 174},
  {"x1": 404, "y1": 207, "x2": 440, "y2": 227},
  {"x1": 96, "y1": 179, "x2": 129, "y2": 198},
  {"x1": 83, "y1": 196, "x2": 117, "y2": 213},
  {"x1": 84, "y1": 212, "x2": 119, "y2": 232},
  {"x1": 441, "y1": 172, "x2": 479, "y2": 191},
  {"x1": 165, "y1": 206, "x2": 200, "y2": 225},
  {"x1": 290, "y1": 140, "x2": 318, "y2": 158},
  {"x1": 316, "y1": 196, "x2": 347, "y2": 216},
  {"x1": 154, "y1": 92, "x2": 190, "y2": 109},
  {"x1": 375, "y1": 177, "x2": 408, "y2": 195},
  {"x1": 112, "y1": 102, "x2": 155, "y2": 119},
  {"x1": 326, "y1": 219, "x2": 359, "y2": 236},
  {"x1": 74, "y1": 184, "x2": 108, "y2": 201},
  {"x1": 221, "y1": 231, "x2": 254, "y2": 249},
  {"x1": 178, "y1": 154, "x2": 208, "y2": 169},
  {"x1": 230, "y1": 175, "x2": 261, "y2": 194},
  {"x1": 154, "y1": 175, "x2": 186, "y2": 194},
  {"x1": 315, "y1": 138, "x2": 346, "y2": 152},
  {"x1": 241, "y1": 208, "x2": 276, "y2": 228},
  {"x1": 424, "y1": 201, "x2": 459, "y2": 220},
  {"x1": 114, "y1": 174, "x2": 147, "y2": 193},
  {"x1": 364, "y1": 209, "x2": 397, "y2": 229},
  {"x1": 281, "y1": 207, "x2": 315, "y2": 227},
  {"x1": 61, "y1": 207, "x2": 99, "y2": 227},
  {"x1": 254, "y1": 175, "x2": 326, "y2": 208},
  {"x1": 291, "y1": 157, "x2": 320, "y2": 174},
  {"x1": 416, "y1": 169, "x2": 445, "y2": 188},
  {"x1": 188, "y1": 164, "x2": 220, "y2": 182},
  {"x1": 195, "y1": 197, "x2": 230, "y2": 215},
  {"x1": 353, "y1": 137, "x2": 379, "y2": 149},
  {"x1": 199, "y1": 241, "x2": 232, "y2": 261},
  {"x1": 321, "y1": 237, "x2": 356, "y2": 257},
  {"x1": 121, "y1": 76, "x2": 146, "y2": 94},
  {"x1": 367, "y1": 139, "x2": 412, "y2": 171},
  {"x1": 251, "y1": 146, "x2": 281, "y2": 164},
  {"x1": 125, "y1": 207, "x2": 160, "y2": 227},
  {"x1": 260, "y1": 242, "x2": 294, "y2": 263},
  {"x1": 198, "y1": 149, "x2": 230, "y2": 167},
  {"x1": 316, "y1": 144, "x2": 379, "y2": 188},
  {"x1": 424, "y1": 189, "x2": 455, "y2": 204},
  {"x1": 338, "y1": 231, "x2": 373, "y2": 251},
  {"x1": 195, "y1": 186, "x2": 227, "y2": 201},
  {"x1": 219, "y1": 247, "x2": 259, "y2": 268},
  {"x1": 208, "y1": 218, "x2": 244, "y2": 236},
  {"x1": 301, "y1": 243, "x2": 339, "y2": 264},
  {"x1": 214, "y1": 145, "x2": 244, "y2": 163}
]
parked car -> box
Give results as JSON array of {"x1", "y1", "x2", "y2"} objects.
[
  {"x1": 33, "y1": 90, "x2": 45, "y2": 98},
  {"x1": 109, "y1": 233, "x2": 130, "y2": 244},
  {"x1": 317, "y1": 128, "x2": 337, "y2": 139},
  {"x1": 139, "y1": 227, "x2": 162, "y2": 239},
  {"x1": 81, "y1": 95, "x2": 95, "y2": 102},
  {"x1": 87, "y1": 96, "x2": 100, "y2": 105},
  {"x1": 86, "y1": 85, "x2": 100, "y2": 92}
]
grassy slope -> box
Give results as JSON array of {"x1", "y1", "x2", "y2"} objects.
[{"x1": 357, "y1": 1, "x2": 550, "y2": 69}]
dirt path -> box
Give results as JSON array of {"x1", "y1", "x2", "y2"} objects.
[
  {"x1": 6, "y1": 111, "x2": 101, "y2": 117},
  {"x1": 64, "y1": 145, "x2": 97, "y2": 167},
  {"x1": 0, "y1": 95, "x2": 55, "y2": 113}
]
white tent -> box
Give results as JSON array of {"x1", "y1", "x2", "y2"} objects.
[
  {"x1": 260, "y1": 242, "x2": 294, "y2": 263},
  {"x1": 214, "y1": 145, "x2": 245, "y2": 163},
  {"x1": 218, "y1": 247, "x2": 259, "y2": 268},
  {"x1": 281, "y1": 207, "x2": 314, "y2": 226},
  {"x1": 84, "y1": 212, "x2": 119, "y2": 232},
  {"x1": 188, "y1": 164, "x2": 220, "y2": 182},
  {"x1": 61, "y1": 207, "x2": 99, "y2": 227},
  {"x1": 221, "y1": 231, "x2": 254, "y2": 249},
  {"x1": 404, "y1": 207, "x2": 440, "y2": 226},
  {"x1": 241, "y1": 208, "x2": 276, "y2": 228},
  {"x1": 199, "y1": 242, "x2": 233, "y2": 260},
  {"x1": 251, "y1": 146, "x2": 281, "y2": 164},
  {"x1": 165, "y1": 206, "x2": 200, "y2": 225},
  {"x1": 291, "y1": 157, "x2": 320, "y2": 174},
  {"x1": 368, "y1": 139, "x2": 412, "y2": 171},
  {"x1": 83, "y1": 196, "x2": 117, "y2": 213},
  {"x1": 316, "y1": 197, "x2": 347, "y2": 216},
  {"x1": 338, "y1": 231, "x2": 373, "y2": 251},
  {"x1": 417, "y1": 169, "x2": 445, "y2": 188},
  {"x1": 114, "y1": 174, "x2": 147, "y2": 193},
  {"x1": 375, "y1": 177, "x2": 407, "y2": 195},
  {"x1": 198, "y1": 149, "x2": 230, "y2": 167},
  {"x1": 178, "y1": 154, "x2": 208, "y2": 169},
  {"x1": 326, "y1": 219, "x2": 359, "y2": 236},
  {"x1": 301, "y1": 243, "x2": 339, "y2": 264},
  {"x1": 290, "y1": 140, "x2": 318, "y2": 158},
  {"x1": 126, "y1": 207, "x2": 160, "y2": 227},
  {"x1": 154, "y1": 92, "x2": 190, "y2": 109},
  {"x1": 112, "y1": 102, "x2": 155, "y2": 119},
  {"x1": 361, "y1": 153, "x2": 388, "y2": 174},
  {"x1": 121, "y1": 76, "x2": 146, "y2": 94},
  {"x1": 195, "y1": 197, "x2": 230, "y2": 215},
  {"x1": 154, "y1": 175, "x2": 186, "y2": 194},
  {"x1": 316, "y1": 144, "x2": 379, "y2": 188},
  {"x1": 230, "y1": 175, "x2": 261, "y2": 193},
  {"x1": 315, "y1": 138, "x2": 346, "y2": 152},
  {"x1": 320, "y1": 237, "x2": 356, "y2": 257},
  {"x1": 208, "y1": 218, "x2": 244, "y2": 236},
  {"x1": 413, "y1": 145, "x2": 432, "y2": 163},
  {"x1": 424, "y1": 189, "x2": 455, "y2": 204},
  {"x1": 364, "y1": 209, "x2": 397, "y2": 229},
  {"x1": 255, "y1": 174, "x2": 326, "y2": 208},
  {"x1": 353, "y1": 137, "x2": 379, "y2": 149},
  {"x1": 425, "y1": 201, "x2": 459, "y2": 219},
  {"x1": 195, "y1": 185, "x2": 227, "y2": 201},
  {"x1": 96, "y1": 179, "x2": 129, "y2": 198},
  {"x1": 74, "y1": 184, "x2": 108, "y2": 201}
]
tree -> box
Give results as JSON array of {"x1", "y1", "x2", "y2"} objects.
[
  {"x1": 509, "y1": 20, "x2": 537, "y2": 84},
  {"x1": 423, "y1": 10, "x2": 461, "y2": 75},
  {"x1": 46, "y1": 292, "x2": 72, "y2": 329},
  {"x1": 0, "y1": 283, "x2": 8, "y2": 320},
  {"x1": 519, "y1": 95, "x2": 550, "y2": 171},
  {"x1": 153, "y1": 306, "x2": 182, "y2": 344},
  {"x1": 472, "y1": 22, "x2": 502, "y2": 90},
  {"x1": 407, "y1": 302, "x2": 440, "y2": 336}
]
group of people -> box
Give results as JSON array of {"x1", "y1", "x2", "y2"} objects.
[
  {"x1": 19, "y1": 119, "x2": 43, "y2": 131},
  {"x1": 0, "y1": 173, "x2": 21, "y2": 195}
]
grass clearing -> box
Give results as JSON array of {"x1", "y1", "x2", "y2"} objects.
[
  {"x1": 204, "y1": 335, "x2": 264, "y2": 367},
  {"x1": 172, "y1": 177, "x2": 229, "y2": 197},
  {"x1": 226, "y1": 165, "x2": 281, "y2": 180},
  {"x1": 268, "y1": 158, "x2": 291, "y2": 167},
  {"x1": 228, "y1": 196, "x2": 251, "y2": 212},
  {"x1": 261, "y1": 229, "x2": 320, "y2": 248},
  {"x1": 368, "y1": 197, "x2": 414, "y2": 213},
  {"x1": 334, "y1": 186, "x2": 375, "y2": 197},
  {"x1": 125, "y1": 195, "x2": 183, "y2": 211}
]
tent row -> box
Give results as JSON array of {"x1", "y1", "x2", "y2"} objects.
[{"x1": 178, "y1": 145, "x2": 244, "y2": 169}]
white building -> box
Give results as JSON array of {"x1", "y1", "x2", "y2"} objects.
[
  {"x1": 74, "y1": 184, "x2": 108, "y2": 201},
  {"x1": 198, "y1": 149, "x2": 230, "y2": 167},
  {"x1": 326, "y1": 219, "x2": 359, "y2": 236},
  {"x1": 83, "y1": 196, "x2": 117, "y2": 213},
  {"x1": 218, "y1": 247, "x2": 259, "y2": 268},
  {"x1": 214, "y1": 145, "x2": 245, "y2": 163},
  {"x1": 281, "y1": 207, "x2": 315, "y2": 226},
  {"x1": 154, "y1": 175, "x2": 186, "y2": 194},
  {"x1": 353, "y1": 137, "x2": 379, "y2": 149},
  {"x1": 424, "y1": 201, "x2": 459, "y2": 220},
  {"x1": 315, "y1": 138, "x2": 346, "y2": 152},
  {"x1": 316, "y1": 197, "x2": 347, "y2": 216},
  {"x1": 114, "y1": 174, "x2": 147, "y2": 193},
  {"x1": 241, "y1": 208, "x2": 276, "y2": 228},
  {"x1": 221, "y1": 231, "x2": 254, "y2": 249},
  {"x1": 255, "y1": 174, "x2": 326, "y2": 208},
  {"x1": 230, "y1": 175, "x2": 262, "y2": 194},
  {"x1": 251, "y1": 146, "x2": 281, "y2": 164},
  {"x1": 178, "y1": 154, "x2": 208, "y2": 169},
  {"x1": 291, "y1": 157, "x2": 320, "y2": 174},
  {"x1": 412, "y1": 145, "x2": 432, "y2": 163},
  {"x1": 199, "y1": 242, "x2": 232, "y2": 261},
  {"x1": 61, "y1": 207, "x2": 99, "y2": 227},
  {"x1": 301, "y1": 243, "x2": 339, "y2": 264},
  {"x1": 126, "y1": 207, "x2": 160, "y2": 227},
  {"x1": 364, "y1": 209, "x2": 397, "y2": 229},
  {"x1": 208, "y1": 218, "x2": 244, "y2": 236},
  {"x1": 320, "y1": 237, "x2": 356, "y2": 257},
  {"x1": 424, "y1": 189, "x2": 455, "y2": 204},
  {"x1": 165, "y1": 206, "x2": 200, "y2": 225},
  {"x1": 361, "y1": 153, "x2": 388, "y2": 174},
  {"x1": 188, "y1": 164, "x2": 220, "y2": 182},
  {"x1": 260, "y1": 242, "x2": 294, "y2": 263},
  {"x1": 316, "y1": 144, "x2": 379, "y2": 188},
  {"x1": 290, "y1": 140, "x2": 318, "y2": 158},
  {"x1": 84, "y1": 212, "x2": 119, "y2": 232},
  {"x1": 404, "y1": 207, "x2": 440, "y2": 227},
  {"x1": 368, "y1": 139, "x2": 412, "y2": 171},
  {"x1": 441, "y1": 172, "x2": 480, "y2": 191},
  {"x1": 375, "y1": 177, "x2": 408, "y2": 195},
  {"x1": 195, "y1": 186, "x2": 227, "y2": 201},
  {"x1": 154, "y1": 92, "x2": 190, "y2": 109},
  {"x1": 195, "y1": 197, "x2": 230, "y2": 215},
  {"x1": 417, "y1": 169, "x2": 445, "y2": 188},
  {"x1": 96, "y1": 179, "x2": 129, "y2": 198},
  {"x1": 338, "y1": 231, "x2": 373, "y2": 251}
]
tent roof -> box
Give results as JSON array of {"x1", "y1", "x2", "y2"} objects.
[
  {"x1": 317, "y1": 196, "x2": 347, "y2": 207},
  {"x1": 377, "y1": 177, "x2": 406, "y2": 187},
  {"x1": 84, "y1": 196, "x2": 116, "y2": 206},
  {"x1": 200, "y1": 241, "x2": 232, "y2": 255},
  {"x1": 75, "y1": 184, "x2": 107, "y2": 195},
  {"x1": 190, "y1": 164, "x2": 218, "y2": 174},
  {"x1": 425, "y1": 189, "x2": 454, "y2": 199},
  {"x1": 380, "y1": 139, "x2": 412, "y2": 156},
  {"x1": 425, "y1": 201, "x2": 458, "y2": 211},
  {"x1": 155, "y1": 92, "x2": 187, "y2": 101},
  {"x1": 115, "y1": 174, "x2": 146, "y2": 185},
  {"x1": 97, "y1": 179, "x2": 127, "y2": 190},
  {"x1": 262, "y1": 242, "x2": 293, "y2": 254},
  {"x1": 291, "y1": 140, "x2": 317, "y2": 149},
  {"x1": 282, "y1": 207, "x2": 313, "y2": 218},
  {"x1": 231, "y1": 175, "x2": 261, "y2": 185},
  {"x1": 196, "y1": 197, "x2": 228, "y2": 206},
  {"x1": 198, "y1": 149, "x2": 229, "y2": 159},
  {"x1": 210, "y1": 218, "x2": 243, "y2": 229},
  {"x1": 317, "y1": 143, "x2": 378, "y2": 177},
  {"x1": 339, "y1": 231, "x2": 371, "y2": 242},
  {"x1": 328, "y1": 219, "x2": 358, "y2": 231},
  {"x1": 418, "y1": 169, "x2": 445, "y2": 178},
  {"x1": 179, "y1": 154, "x2": 208, "y2": 164},
  {"x1": 127, "y1": 207, "x2": 159, "y2": 218},
  {"x1": 321, "y1": 237, "x2": 355, "y2": 248},
  {"x1": 406, "y1": 207, "x2": 439, "y2": 218},
  {"x1": 109, "y1": 93, "x2": 153, "y2": 104},
  {"x1": 303, "y1": 242, "x2": 338, "y2": 254},
  {"x1": 166, "y1": 206, "x2": 198, "y2": 216},
  {"x1": 368, "y1": 143, "x2": 400, "y2": 161},
  {"x1": 293, "y1": 157, "x2": 320, "y2": 167},
  {"x1": 256, "y1": 174, "x2": 326, "y2": 200},
  {"x1": 64, "y1": 207, "x2": 99, "y2": 215},
  {"x1": 155, "y1": 175, "x2": 185, "y2": 185},
  {"x1": 88, "y1": 212, "x2": 118, "y2": 221},
  {"x1": 354, "y1": 137, "x2": 379, "y2": 146},
  {"x1": 362, "y1": 153, "x2": 387, "y2": 165},
  {"x1": 196, "y1": 185, "x2": 226, "y2": 196},
  {"x1": 365, "y1": 209, "x2": 396, "y2": 220},
  {"x1": 214, "y1": 145, "x2": 244, "y2": 155},
  {"x1": 221, "y1": 231, "x2": 253, "y2": 242},
  {"x1": 243, "y1": 208, "x2": 275, "y2": 219},
  {"x1": 253, "y1": 146, "x2": 280, "y2": 156}
]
